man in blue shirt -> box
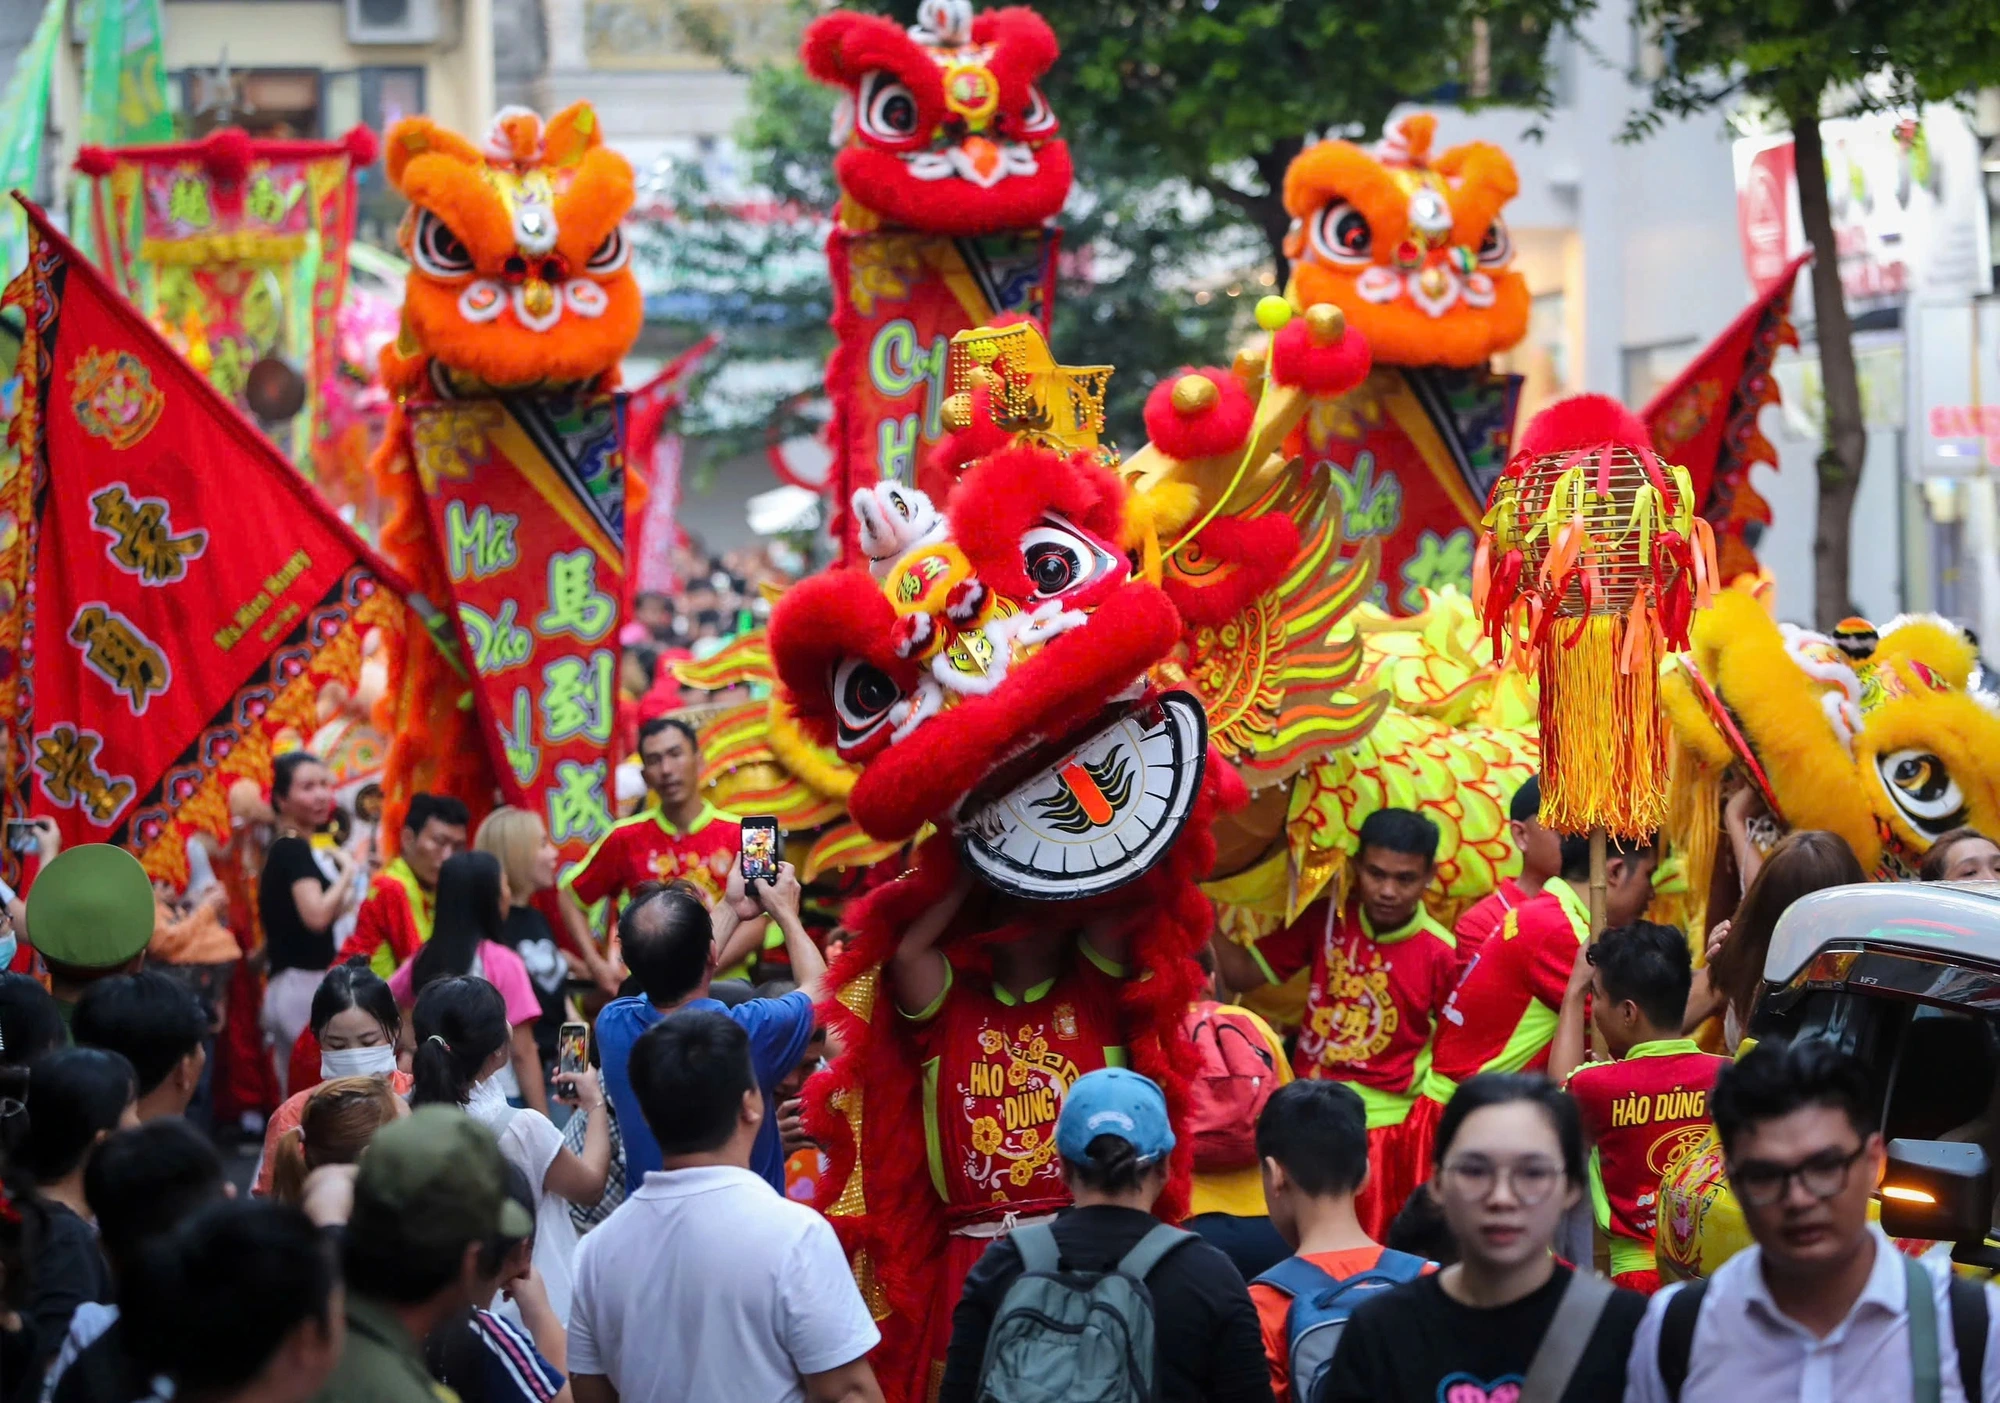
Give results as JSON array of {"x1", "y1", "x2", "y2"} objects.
[{"x1": 595, "y1": 864, "x2": 824, "y2": 1193}]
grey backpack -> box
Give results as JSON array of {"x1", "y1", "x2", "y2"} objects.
[{"x1": 973, "y1": 1220, "x2": 1192, "y2": 1403}]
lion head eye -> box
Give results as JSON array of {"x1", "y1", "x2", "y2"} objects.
[
  {"x1": 412, "y1": 211, "x2": 476, "y2": 277},
  {"x1": 1309, "y1": 201, "x2": 1373, "y2": 265},
  {"x1": 1019, "y1": 518, "x2": 1116, "y2": 601},
  {"x1": 831, "y1": 657, "x2": 903, "y2": 750},
  {"x1": 586, "y1": 227, "x2": 629, "y2": 274},
  {"x1": 1877, "y1": 748, "x2": 1967, "y2": 836}
]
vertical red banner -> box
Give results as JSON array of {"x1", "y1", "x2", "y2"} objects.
[{"x1": 408, "y1": 395, "x2": 626, "y2": 861}]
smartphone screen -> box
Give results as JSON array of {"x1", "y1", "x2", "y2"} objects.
[
  {"x1": 741, "y1": 817, "x2": 781, "y2": 885},
  {"x1": 558, "y1": 1022, "x2": 589, "y2": 1077},
  {"x1": 3, "y1": 821, "x2": 36, "y2": 856}
]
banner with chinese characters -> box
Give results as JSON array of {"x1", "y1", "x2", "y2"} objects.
[
  {"x1": 409, "y1": 394, "x2": 627, "y2": 862},
  {"x1": 1290, "y1": 365, "x2": 1521, "y2": 613},
  {"x1": 824, "y1": 228, "x2": 1057, "y2": 560},
  {"x1": 74, "y1": 127, "x2": 376, "y2": 471},
  {"x1": 1, "y1": 202, "x2": 410, "y2": 886},
  {"x1": 1644, "y1": 253, "x2": 1808, "y2": 584}
]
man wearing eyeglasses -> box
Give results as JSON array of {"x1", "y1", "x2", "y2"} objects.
[{"x1": 1623, "y1": 1038, "x2": 2000, "y2": 1403}]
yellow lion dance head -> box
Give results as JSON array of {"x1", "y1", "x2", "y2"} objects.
[
  {"x1": 380, "y1": 103, "x2": 641, "y2": 396},
  {"x1": 1664, "y1": 589, "x2": 2000, "y2": 883}
]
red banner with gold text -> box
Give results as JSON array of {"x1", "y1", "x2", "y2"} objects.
[{"x1": 2, "y1": 202, "x2": 409, "y2": 886}]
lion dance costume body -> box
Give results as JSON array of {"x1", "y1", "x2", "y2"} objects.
[
  {"x1": 369, "y1": 104, "x2": 643, "y2": 849},
  {"x1": 774, "y1": 293, "x2": 1373, "y2": 1397}
]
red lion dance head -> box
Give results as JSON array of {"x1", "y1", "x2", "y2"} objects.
[{"x1": 803, "y1": 0, "x2": 1073, "y2": 235}]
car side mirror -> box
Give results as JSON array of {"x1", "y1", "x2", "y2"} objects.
[{"x1": 1880, "y1": 1138, "x2": 1992, "y2": 1245}]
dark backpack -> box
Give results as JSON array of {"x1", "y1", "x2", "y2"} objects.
[
  {"x1": 1182, "y1": 1002, "x2": 1280, "y2": 1172},
  {"x1": 973, "y1": 1221, "x2": 1193, "y2": 1403},
  {"x1": 1657, "y1": 1260, "x2": 1989, "y2": 1402},
  {"x1": 1254, "y1": 1249, "x2": 1430, "y2": 1403}
]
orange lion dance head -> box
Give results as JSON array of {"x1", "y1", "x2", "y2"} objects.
[
  {"x1": 381, "y1": 103, "x2": 641, "y2": 395},
  {"x1": 1284, "y1": 113, "x2": 1528, "y2": 368}
]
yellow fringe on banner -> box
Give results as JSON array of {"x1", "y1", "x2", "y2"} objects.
[
  {"x1": 1538, "y1": 614, "x2": 1668, "y2": 838},
  {"x1": 1663, "y1": 738, "x2": 1723, "y2": 940}
]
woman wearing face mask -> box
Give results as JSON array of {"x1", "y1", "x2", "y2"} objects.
[
  {"x1": 1320, "y1": 1074, "x2": 1648, "y2": 1403},
  {"x1": 392, "y1": 853, "x2": 546, "y2": 1114},
  {"x1": 252, "y1": 959, "x2": 407, "y2": 1197},
  {"x1": 410, "y1": 977, "x2": 608, "y2": 1326}
]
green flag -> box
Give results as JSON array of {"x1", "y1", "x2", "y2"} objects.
[
  {"x1": 0, "y1": 0, "x2": 64, "y2": 280},
  {"x1": 77, "y1": 0, "x2": 174, "y2": 147}
]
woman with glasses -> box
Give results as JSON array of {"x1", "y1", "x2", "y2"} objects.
[{"x1": 1320, "y1": 1073, "x2": 1647, "y2": 1403}]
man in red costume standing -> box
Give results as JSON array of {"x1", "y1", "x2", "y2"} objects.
[
  {"x1": 1212, "y1": 810, "x2": 1458, "y2": 1236},
  {"x1": 1450, "y1": 774, "x2": 1562, "y2": 974},
  {"x1": 888, "y1": 874, "x2": 1136, "y2": 1376},
  {"x1": 337, "y1": 793, "x2": 468, "y2": 978},
  {"x1": 1387, "y1": 830, "x2": 1658, "y2": 1183}
]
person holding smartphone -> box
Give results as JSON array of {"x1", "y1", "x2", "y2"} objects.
[{"x1": 593, "y1": 866, "x2": 825, "y2": 1196}]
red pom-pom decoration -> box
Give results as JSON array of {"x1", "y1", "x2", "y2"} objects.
[
  {"x1": 202, "y1": 127, "x2": 254, "y2": 187},
  {"x1": 1511, "y1": 393, "x2": 1651, "y2": 461},
  {"x1": 341, "y1": 124, "x2": 381, "y2": 167},
  {"x1": 73, "y1": 146, "x2": 115, "y2": 178},
  {"x1": 1141, "y1": 370, "x2": 1255, "y2": 461},
  {"x1": 1270, "y1": 305, "x2": 1372, "y2": 396}
]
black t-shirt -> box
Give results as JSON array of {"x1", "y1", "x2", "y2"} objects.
[
  {"x1": 25, "y1": 1202, "x2": 110, "y2": 1373},
  {"x1": 495, "y1": 905, "x2": 565, "y2": 1053},
  {"x1": 939, "y1": 1204, "x2": 1274, "y2": 1403},
  {"x1": 260, "y1": 836, "x2": 332, "y2": 975},
  {"x1": 1321, "y1": 1264, "x2": 1646, "y2": 1403}
]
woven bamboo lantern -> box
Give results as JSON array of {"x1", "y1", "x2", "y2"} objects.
[{"x1": 1476, "y1": 396, "x2": 1716, "y2": 925}]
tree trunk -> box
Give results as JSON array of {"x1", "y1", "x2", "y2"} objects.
[
  {"x1": 1251, "y1": 136, "x2": 1305, "y2": 286},
  {"x1": 1790, "y1": 107, "x2": 1868, "y2": 630}
]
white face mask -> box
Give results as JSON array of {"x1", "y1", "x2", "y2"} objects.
[
  {"x1": 0, "y1": 934, "x2": 16, "y2": 976},
  {"x1": 320, "y1": 1044, "x2": 398, "y2": 1081}
]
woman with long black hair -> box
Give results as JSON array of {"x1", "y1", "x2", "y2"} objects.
[
  {"x1": 410, "y1": 977, "x2": 608, "y2": 1325},
  {"x1": 257, "y1": 753, "x2": 362, "y2": 1095},
  {"x1": 390, "y1": 853, "x2": 545, "y2": 1113}
]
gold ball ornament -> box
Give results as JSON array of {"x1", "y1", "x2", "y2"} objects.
[
  {"x1": 1305, "y1": 303, "x2": 1346, "y2": 342},
  {"x1": 1170, "y1": 374, "x2": 1219, "y2": 415}
]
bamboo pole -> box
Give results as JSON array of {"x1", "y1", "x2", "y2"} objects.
[{"x1": 1588, "y1": 825, "x2": 1608, "y2": 939}]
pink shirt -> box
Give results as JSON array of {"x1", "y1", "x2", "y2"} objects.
[{"x1": 389, "y1": 940, "x2": 542, "y2": 1029}]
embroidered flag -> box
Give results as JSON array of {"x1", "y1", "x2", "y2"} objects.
[
  {"x1": 408, "y1": 393, "x2": 628, "y2": 860},
  {"x1": 825, "y1": 228, "x2": 1058, "y2": 559},
  {"x1": 2, "y1": 201, "x2": 409, "y2": 886}
]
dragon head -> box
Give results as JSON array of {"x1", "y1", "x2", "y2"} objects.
[
  {"x1": 802, "y1": 0, "x2": 1073, "y2": 236},
  {"x1": 1283, "y1": 113, "x2": 1529, "y2": 368},
  {"x1": 1664, "y1": 589, "x2": 2000, "y2": 877},
  {"x1": 381, "y1": 103, "x2": 642, "y2": 395}
]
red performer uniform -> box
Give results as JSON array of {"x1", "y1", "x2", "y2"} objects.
[
  {"x1": 1450, "y1": 875, "x2": 1527, "y2": 976},
  {"x1": 1389, "y1": 877, "x2": 1591, "y2": 1186},
  {"x1": 905, "y1": 945, "x2": 1128, "y2": 1384},
  {"x1": 559, "y1": 802, "x2": 741, "y2": 948},
  {"x1": 1565, "y1": 1040, "x2": 1726, "y2": 1293},
  {"x1": 335, "y1": 859, "x2": 434, "y2": 979},
  {"x1": 1249, "y1": 898, "x2": 1458, "y2": 1237}
]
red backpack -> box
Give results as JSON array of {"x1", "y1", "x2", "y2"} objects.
[{"x1": 1182, "y1": 1001, "x2": 1281, "y2": 1172}]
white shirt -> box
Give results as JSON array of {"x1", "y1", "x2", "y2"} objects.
[
  {"x1": 1624, "y1": 1225, "x2": 2000, "y2": 1403},
  {"x1": 567, "y1": 1165, "x2": 881, "y2": 1403},
  {"x1": 466, "y1": 1076, "x2": 580, "y2": 1324}
]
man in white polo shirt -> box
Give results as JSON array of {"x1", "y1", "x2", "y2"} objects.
[
  {"x1": 1624, "y1": 1038, "x2": 2000, "y2": 1403},
  {"x1": 567, "y1": 1008, "x2": 883, "y2": 1403}
]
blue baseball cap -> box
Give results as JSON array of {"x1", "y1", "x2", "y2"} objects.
[{"x1": 1057, "y1": 1067, "x2": 1176, "y2": 1169}]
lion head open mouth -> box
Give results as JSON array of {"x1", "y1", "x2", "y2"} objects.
[{"x1": 954, "y1": 691, "x2": 1206, "y2": 900}]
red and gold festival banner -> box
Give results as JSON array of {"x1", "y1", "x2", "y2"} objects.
[
  {"x1": 1, "y1": 202, "x2": 408, "y2": 886},
  {"x1": 1291, "y1": 365, "x2": 1522, "y2": 613},
  {"x1": 825, "y1": 228, "x2": 1057, "y2": 559},
  {"x1": 1644, "y1": 252, "x2": 1810, "y2": 583},
  {"x1": 409, "y1": 394, "x2": 627, "y2": 861},
  {"x1": 74, "y1": 125, "x2": 377, "y2": 469}
]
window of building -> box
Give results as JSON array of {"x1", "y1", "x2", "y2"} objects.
[{"x1": 179, "y1": 66, "x2": 323, "y2": 139}]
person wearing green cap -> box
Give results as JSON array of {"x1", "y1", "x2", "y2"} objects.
[
  {"x1": 313, "y1": 1104, "x2": 534, "y2": 1403},
  {"x1": 25, "y1": 844, "x2": 159, "y2": 1036}
]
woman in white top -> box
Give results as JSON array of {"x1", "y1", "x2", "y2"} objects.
[{"x1": 410, "y1": 974, "x2": 610, "y2": 1324}]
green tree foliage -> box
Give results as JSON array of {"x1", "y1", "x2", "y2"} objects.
[{"x1": 1629, "y1": 0, "x2": 2000, "y2": 626}]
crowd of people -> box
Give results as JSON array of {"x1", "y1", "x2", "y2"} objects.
[{"x1": 0, "y1": 714, "x2": 1997, "y2": 1403}]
